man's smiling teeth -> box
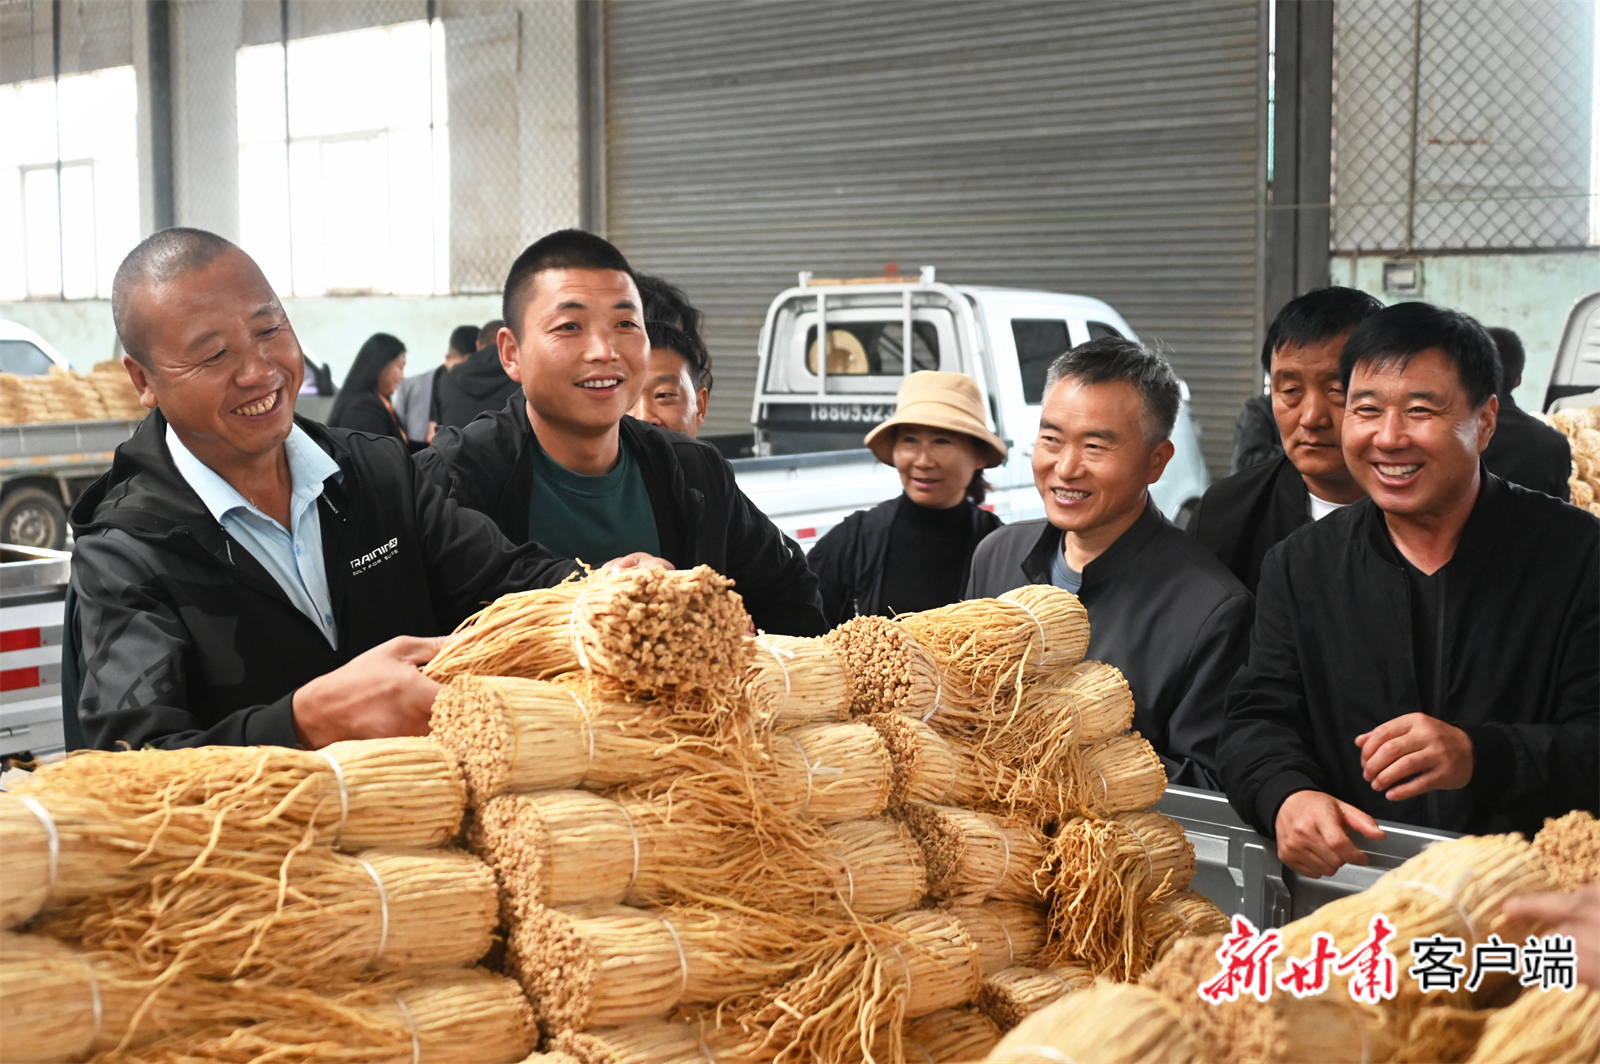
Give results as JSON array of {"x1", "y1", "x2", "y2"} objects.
[
  {"x1": 233, "y1": 391, "x2": 278, "y2": 416},
  {"x1": 1054, "y1": 489, "x2": 1090, "y2": 500},
  {"x1": 1378, "y1": 463, "x2": 1420, "y2": 476},
  {"x1": 579, "y1": 379, "x2": 620, "y2": 389}
]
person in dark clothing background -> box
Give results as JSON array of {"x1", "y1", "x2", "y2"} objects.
[
  {"x1": 1219, "y1": 301, "x2": 1598, "y2": 879},
  {"x1": 419, "y1": 229, "x2": 826, "y2": 636},
  {"x1": 394, "y1": 323, "x2": 476, "y2": 442},
  {"x1": 1190, "y1": 287, "x2": 1384, "y2": 592},
  {"x1": 1481, "y1": 325, "x2": 1572, "y2": 500},
  {"x1": 630, "y1": 273, "x2": 714, "y2": 437},
  {"x1": 808, "y1": 371, "x2": 1006, "y2": 626},
  {"x1": 1230, "y1": 392, "x2": 1281, "y2": 474},
  {"x1": 965, "y1": 338, "x2": 1252, "y2": 788},
  {"x1": 327, "y1": 332, "x2": 409, "y2": 442},
  {"x1": 430, "y1": 318, "x2": 520, "y2": 433}
]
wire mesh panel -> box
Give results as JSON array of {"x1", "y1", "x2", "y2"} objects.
[{"x1": 1333, "y1": 0, "x2": 1597, "y2": 252}]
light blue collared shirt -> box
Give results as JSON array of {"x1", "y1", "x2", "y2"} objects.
[{"x1": 166, "y1": 424, "x2": 342, "y2": 648}]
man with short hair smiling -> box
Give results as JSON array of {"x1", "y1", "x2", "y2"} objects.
[
  {"x1": 966, "y1": 338, "x2": 1252, "y2": 786},
  {"x1": 631, "y1": 319, "x2": 711, "y2": 437},
  {"x1": 1219, "y1": 301, "x2": 1598, "y2": 878},
  {"x1": 1190, "y1": 287, "x2": 1384, "y2": 592},
  {"x1": 71, "y1": 228, "x2": 601, "y2": 752},
  {"x1": 420, "y1": 229, "x2": 825, "y2": 636}
]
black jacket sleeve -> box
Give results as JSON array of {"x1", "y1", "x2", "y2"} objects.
[
  {"x1": 701, "y1": 454, "x2": 826, "y2": 637},
  {"x1": 331, "y1": 391, "x2": 403, "y2": 440},
  {"x1": 1230, "y1": 394, "x2": 1282, "y2": 474},
  {"x1": 1217, "y1": 545, "x2": 1329, "y2": 836},
  {"x1": 806, "y1": 513, "x2": 864, "y2": 628},
  {"x1": 1162, "y1": 588, "x2": 1254, "y2": 790},
  {"x1": 73, "y1": 531, "x2": 302, "y2": 750},
  {"x1": 1463, "y1": 533, "x2": 1598, "y2": 825},
  {"x1": 406, "y1": 445, "x2": 578, "y2": 624}
]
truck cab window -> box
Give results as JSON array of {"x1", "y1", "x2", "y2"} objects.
[
  {"x1": 804, "y1": 321, "x2": 939, "y2": 378},
  {"x1": 1012, "y1": 319, "x2": 1071, "y2": 404},
  {"x1": 1087, "y1": 321, "x2": 1123, "y2": 341},
  {"x1": 0, "y1": 341, "x2": 56, "y2": 376}
]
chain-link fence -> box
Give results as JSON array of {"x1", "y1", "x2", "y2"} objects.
[
  {"x1": 1332, "y1": 0, "x2": 1597, "y2": 252},
  {"x1": 0, "y1": 0, "x2": 574, "y2": 302}
]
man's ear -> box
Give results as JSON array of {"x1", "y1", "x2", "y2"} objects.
[
  {"x1": 1147, "y1": 438, "x2": 1176, "y2": 485},
  {"x1": 122, "y1": 354, "x2": 160, "y2": 411},
  {"x1": 497, "y1": 326, "x2": 523, "y2": 384},
  {"x1": 694, "y1": 388, "x2": 710, "y2": 429},
  {"x1": 1476, "y1": 394, "x2": 1499, "y2": 454}
]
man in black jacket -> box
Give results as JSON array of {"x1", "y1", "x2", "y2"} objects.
[
  {"x1": 73, "y1": 229, "x2": 608, "y2": 752},
  {"x1": 418, "y1": 230, "x2": 826, "y2": 637},
  {"x1": 965, "y1": 338, "x2": 1252, "y2": 787},
  {"x1": 429, "y1": 319, "x2": 521, "y2": 434},
  {"x1": 1219, "y1": 302, "x2": 1598, "y2": 878},
  {"x1": 1482, "y1": 326, "x2": 1571, "y2": 500},
  {"x1": 1190, "y1": 287, "x2": 1384, "y2": 592}
]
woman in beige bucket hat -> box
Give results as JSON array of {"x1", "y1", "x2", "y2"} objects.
[{"x1": 806, "y1": 372, "x2": 1008, "y2": 625}]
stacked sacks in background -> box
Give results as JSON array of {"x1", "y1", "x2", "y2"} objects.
[
  {"x1": 0, "y1": 362, "x2": 146, "y2": 426},
  {"x1": 1536, "y1": 405, "x2": 1600, "y2": 516},
  {"x1": 427, "y1": 569, "x2": 1226, "y2": 1064},
  {"x1": 0, "y1": 739, "x2": 535, "y2": 1063}
]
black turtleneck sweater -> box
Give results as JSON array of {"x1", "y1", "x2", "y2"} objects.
[{"x1": 879, "y1": 494, "x2": 976, "y2": 615}]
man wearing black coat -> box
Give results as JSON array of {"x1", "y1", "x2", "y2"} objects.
[
  {"x1": 418, "y1": 230, "x2": 826, "y2": 637},
  {"x1": 966, "y1": 338, "x2": 1252, "y2": 788},
  {"x1": 1190, "y1": 287, "x2": 1384, "y2": 592},
  {"x1": 1219, "y1": 302, "x2": 1598, "y2": 879},
  {"x1": 1481, "y1": 326, "x2": 1571, "y2": 500},
  {"x1": 429, "y1": 319, "x2": 522, "y2": 433},
  {"x1": 75, "y1": 230, "x2": 595, "y2": 752}
]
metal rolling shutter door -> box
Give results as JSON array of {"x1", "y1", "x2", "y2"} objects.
[{"x1": 605, "y1": 0, "x2": 1266, "y2": 475}]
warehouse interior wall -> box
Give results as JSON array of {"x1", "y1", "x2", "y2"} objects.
[{"x1": 0, "y1": 0, "x2": 582, "y2": 381}]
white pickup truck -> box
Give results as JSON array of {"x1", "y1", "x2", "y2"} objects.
[{"x1": 726, "y1": 269, "x2": 1210, "y2": 550}]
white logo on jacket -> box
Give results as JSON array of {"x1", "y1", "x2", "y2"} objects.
[{"x1": 350, "y1": 537, "x2": 399, "y2": 575}]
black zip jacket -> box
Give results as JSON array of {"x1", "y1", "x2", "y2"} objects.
[
  {"x1": 808, "y1": 495, "x2": 1003, "y2": 627},
  {"x1": 1218, "y1": 473, "x2": 1599, "y2": 839},
  {"x1": 1483, "y1": 395, "x2": 1572, "y2": 502},
  {"x1": 429, "y1": 346, "x2": 520, "y2": 430},
  {"x1": 965, "y1": 498, "x2": 1254, "y2": 788},
  {"x1": 417, "y1": 399, "x2": 826, "y2": 636},
  {"x1": 328, "y1": 388, "x2": 405, "y2": 441},
  {"x1": 1188, "y1": 454, "x2": 1311, "y2": 594},
  {"x1": 69, "y1": 411, "x2": 577, "y2": 751}
]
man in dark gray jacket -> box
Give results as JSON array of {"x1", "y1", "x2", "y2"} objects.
[{"x1": 966, "y1": 339, "x2": 1252, "y2": 787}]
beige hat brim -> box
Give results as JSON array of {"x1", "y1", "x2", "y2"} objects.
[{"x1": 864, "y1": 401, "x2": 1008, "y2": 468}]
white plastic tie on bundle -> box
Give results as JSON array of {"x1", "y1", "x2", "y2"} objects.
[
  {"x1": 317, "y1": 750, "x2": 350, "y2": 846},
  {"x1": 19, "y1": 795, "x2": 59, "y2": 889},
  {"x1": 783, "y1": 735, "x2": 815, "y2": 817},
  {"x1": 77, "y1": 954, "x2": 103, "y2": 1050},
  {"x1": 891, "y1": 946, "x2": 914, "y2": 1001},
  {"x1": 840, "y1": 853, "x2": 857, "y2": 909},
  {"x1": 618, "y1": 803, "x2": 642, "y2": 894},
  {"x1": 991, "y1": 820, "x2": 1014, "y2": 894},
  {"x1": 561, "y1": 690, "x2": 595, "y2": 789},
  {"x1": 659, "y1": 916, "x2": 691, "y2": 1000},
  {"x1": 1393, "y1": 869, "x2": 1479, "y2": 942},
  {"x1": 1007, "y1": 597, "x2": 1049, "y2": 658},
  {"x1": 760, "y1": 639, "x2": 795, "y2": 712},
  {"x1": 393, "y1": 994, "x2": 421, "y2": 1064},
  {"x1": 1011, "y1": 1045, "x2": 1073, "y2": 1064},
  {"x1": 908, "y1": 1039, "x2": 935, "y2": 1064},
  {"x1": 359, "y1": 859, "x2": 391, "y2": 965},
  {"x1": 923, "y1": 677, "x2": 944, "y2": 723},
  {"x1": 568, "y1": 586, "x2": 592, "y2": 670},
  {"x1": 997, "y1": 912, "x2": 1017, "y2": 968},
  {"x1": 1128, "y1": 819, "x2": 1156, "y2": 879},
  {"x1": 696, "y1": 1035, "x2": 717, "y2": 1064}
]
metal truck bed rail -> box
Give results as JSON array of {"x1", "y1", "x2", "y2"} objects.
[
  {"x1": 1156, "y1": 785, "x2": 1460, "y2": 928},
  {"x1": 0, "y1": 544, "x2": 71, "y2": 760}
]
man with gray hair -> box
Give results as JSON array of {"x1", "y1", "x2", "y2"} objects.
[{"x1": 966, "y1": 337, "x2": 1252, "y2": 786}]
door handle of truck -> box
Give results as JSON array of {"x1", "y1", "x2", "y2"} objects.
[{"x1": 1241, "y1": 839, "x2": 1292, "y2": 928}]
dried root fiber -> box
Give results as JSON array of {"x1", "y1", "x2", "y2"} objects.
[
  {"x1": 1046, "y1": 811, "x2": 1195, "y2": 980},
  {"x1": 825, "y1": 817, "x2": 929, "y2": 916},
  {"x1": 878, "y1": 908, "x2": 983, "y2": 1020},
  {"x1": 746, "y1": 635, "x2": 853, "y2": 731},
  {"x1": 946, "y1": 901, "x2": 1050, "y2": 976},
  {"x1": 1077, "y1": 732, "x2": 1168, "y2": 816},
  {"x1": 551, "y1": 1020, "x2": 715, "y2": 1064},
  {"x1": 37, "y1": 846, "x2": 498, "y2": 980},
  {"x1": 1532, "y1": 810, "x2": 1600, "y2": 891},
  {"x1": 1137, "y1": 889, "x2": 1230, "y2": 974},
  {"x1": 761, "y1": 721, "x2": 895, "y2": 824},
  {"x1": 423, "y1": 565, "x2": 748, "y2": 694},
  {"x1": 904, "y1": 1006, "x2": 1001, "y2": 1063},
  {"x1": 3, "y1": 739, "x2": 465, "y2": 925},
  {"x1": 1469, "y1": 984, "x2": 1600, "y2": 1064},
  {"x1": 977, "y1": 962, "x2": 1096, "y2": 1032},
  {"x1": 823, "y1": 616, "x2": 941, "y2": 719},
  {"x1": 987, "y1": 981, "x2": 1203, "y2": 1064},
  {"x1": 892, "y1": 802, "x2": 1048, "y2": 904},
  {"x1": 866, "y1": 713, "x2": 960, "y2": 806}
]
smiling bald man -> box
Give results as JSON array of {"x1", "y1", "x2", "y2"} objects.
[{"x1": 67, "y1": 228, "x2": 624, "y2": 752}]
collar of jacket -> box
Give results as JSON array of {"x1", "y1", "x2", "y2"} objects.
[
  {"x1": 69, "y1": 408, "x2": 354, "y2": 597},
  {"x1": 489, "y1": 398, "x2": 702, "y2": 566},
  {"x1": 1356, "y1": 464, "x2": 1509, "y2": 582},
  {"x1": 1017, "y1": 492, "x2": 1165, "y2": 592}
]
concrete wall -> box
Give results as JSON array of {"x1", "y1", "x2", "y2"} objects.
[
  {"x1": 1334, "y1": 250, "x2": 1600, "y2": 410},
  {"x1": 0, "y1": 293, "x2": 501, "y2": 379}
]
